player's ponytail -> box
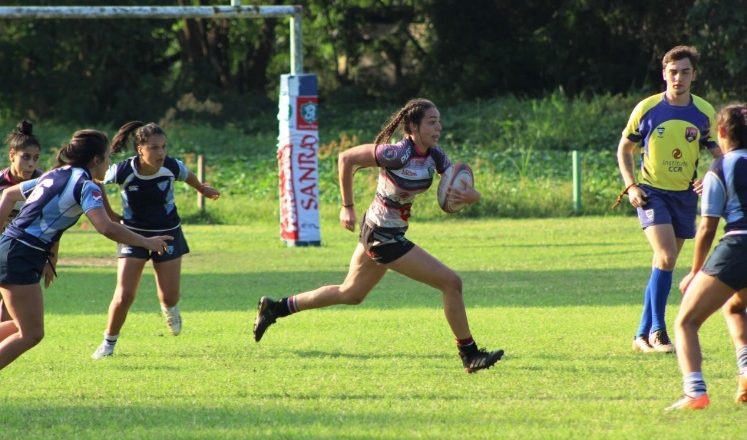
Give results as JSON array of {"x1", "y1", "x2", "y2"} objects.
[
  {"x1": 111, "y1": 121, "x2": 166, "y2": 154},
  {"x1": 55, "y1": 130, "x2": 108, "y2": 168},
  {"x1": 374, "y1": 98, "x2": 435, "y2": 146}
]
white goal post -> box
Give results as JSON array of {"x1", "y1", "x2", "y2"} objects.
[
  {"x1": 0, "y1": 2, "x2": 322, "y2": 246},
  {"x1": 0, "y1": 3, "x2": 303, "y2": 74}
]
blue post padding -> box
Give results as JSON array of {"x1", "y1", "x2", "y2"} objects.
[{"x1": 298, "y1": 74, "x2": 317, "y2": 95}]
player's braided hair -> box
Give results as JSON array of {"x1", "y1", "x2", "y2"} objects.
[
  {"x1": 373, "y1": 98, "x2": 436, "y2": 146},
  {"x1": 717, "y1": 104, "x2": 747, "y2": 150},
  {"x1": 5, "y1": 119, "x2": 40, "y2": 153},
  {"x1": 111, "y1": 121, "x2": 166, "y2": 154},
  {"x1": 55, "y1": 130, "x2": 108, "y2": 168}
]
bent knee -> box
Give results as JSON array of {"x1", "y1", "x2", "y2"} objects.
[
  {"x1": 21, "y1": 329, "x2": 44, "y2": 346},
  {"x1": 441, "y1": 272, "x2": 463, "y2": 295}
]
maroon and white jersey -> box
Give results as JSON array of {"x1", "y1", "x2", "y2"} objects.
[{"x1": 365, "y1": 138, "x2": 451, "y2": 229}]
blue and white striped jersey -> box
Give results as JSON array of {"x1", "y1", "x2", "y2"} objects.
[
  {"x1": 701, "y1": 149, "x2": 747, "y2": 234},
  {"x1": 3, "y1": 166, "x2": 104, "y2": 251},
  {"x1": 104, "y1": 156, "x2": 188, "y2": 232}
]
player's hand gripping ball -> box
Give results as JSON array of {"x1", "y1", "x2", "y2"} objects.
[{"x1": 437, "y1": 163, "x2": 474, "y2": 213}]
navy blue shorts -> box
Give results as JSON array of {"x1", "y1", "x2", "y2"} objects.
[
  {"x1": 359, "y1": 219, "x2": 415, "y2": 265},
  {"x1": 702, "y1": 234, "x2": 747, "y2": 291},
  {"x1": 636, "y1": 185, "x2": 697, "y2": 239},
  {"x1": 117, "y1": 226, "x2": 189, "y2": 262},
  {"x1": 0, "y1": 235, "x2": 47, "y2": 285}
]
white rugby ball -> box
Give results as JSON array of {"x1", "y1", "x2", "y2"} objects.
[{"x1": 437, "y1": 163, "x2": 474, "y2": 213}]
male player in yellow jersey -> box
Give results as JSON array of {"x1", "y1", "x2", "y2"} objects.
[{"x1": 616, "y1": 45, "x2": 721, "y2": 353}]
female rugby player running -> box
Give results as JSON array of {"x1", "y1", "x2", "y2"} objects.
[
  {"x1": 669, "y1": 103, "x2": 747, "y2": 410},
  {"x1": 253, "y1": 98, "x2": 503, "y2": 373}
]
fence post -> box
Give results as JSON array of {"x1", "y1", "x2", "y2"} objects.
[
  {"x1": 572, "y1": 150, "x2": 581, "y2": 214},
  {"x1": 197, "y1": 154, "x2": 205, "y2": 212}
]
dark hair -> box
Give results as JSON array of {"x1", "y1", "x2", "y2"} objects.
[
  {"x1": 662, "y1": 45, "x2": 700, "y2": 70},
  {"x1": 373, "y1": 98, "x2": 436, "y2": 145},
  {"x1": 55, "y1": 129, "x2": 109, "y2": 168},
  {"x1": 111, "y1": 121, "x2": 166, "y2": 154},
  {"x1": 5, "y1": 119, "x2": 41, "y2": 154},
  {"x1": 717, "y1": 104, "x2": 747, "y2": 151}
]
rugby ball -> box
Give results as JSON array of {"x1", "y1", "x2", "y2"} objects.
[{"x1": 437, "y1": 163, "x2": 474, "y2": 213}]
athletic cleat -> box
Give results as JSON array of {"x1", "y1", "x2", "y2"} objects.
[
  {"x1": 633, "y1": 336, "x2": 655, "y2": 353},
  {"x1": 459, "y1": 348, "x2": 504, "y2": 373},
  {"x1": 666, "y1": 394, "x2": 710, "y2": 411},
  {"x1": 736, "y1": 375, "x2": 747, "y2": 403},
  {"x1": 253, "y1": 296, "x2": 278, "y2": 342},
  {"x1": 163, "y1": 305, "x2": 182, "y2": 336},
  {"x1": 91, "y1": 342, "x2": 115, "y2": 360},
  {"x1": 649, "y1": 329, "x2": 675, "y2": 353}
]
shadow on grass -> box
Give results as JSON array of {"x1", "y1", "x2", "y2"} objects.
[{"x1": 44, "y1": 267, "x2": 657, "y2": 315}]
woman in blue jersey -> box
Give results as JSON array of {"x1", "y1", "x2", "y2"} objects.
[
  {"x1": 91, "y1": 121, "x2": 219, "y2": 360},
  {"x1": 0, "y1": 120, "x2": 44, "y2": 322},
  {"x1": 0, "y1": 129, "x2": 172, "y2": 371},
  {"x1": 667, "y1": 104, "x2": 747, "y2": 410},
  {"x1": 253, "y1": 98, "x2": 503, "y2": 373}
]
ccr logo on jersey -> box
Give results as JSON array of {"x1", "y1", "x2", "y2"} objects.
[{"x1": 296, "y1": 96, "x2": 319, "y2": 130}]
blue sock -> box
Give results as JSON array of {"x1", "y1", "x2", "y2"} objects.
[
  {"x1": 649, "y1": 268, "x2": 673, "y2": 333},
  {"x1": 636, "y1": 282, "x2": 652, "y2": 338}
]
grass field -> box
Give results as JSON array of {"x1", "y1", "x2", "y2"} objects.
[{"x1": 0, "y1": 216, "x2": 743, "y2": 439}]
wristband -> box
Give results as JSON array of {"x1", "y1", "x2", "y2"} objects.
[
  {"x1": 342, "y1": 203, "x2": 354, "y2": 208},
  {"x1": 611, "y1": 183, "x2": 638, "y2": 209}
]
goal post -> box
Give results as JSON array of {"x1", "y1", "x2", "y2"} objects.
[{"x1": 0, "y1": 3, "x2": 322, "y2": 246}]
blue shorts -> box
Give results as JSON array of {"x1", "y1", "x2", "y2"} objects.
[
  {"x1": 0, "y1": 235, "x2": 47, "y2": 285},
  {"x1": 702, "y1": 234, "x2": 747, "y2": 291},
  {"x1": 636, "y1": 185, "x2": 697, "y2": 239},
  {"x1": 117, "y1": 226, "x2": 189, "y2": 262}
]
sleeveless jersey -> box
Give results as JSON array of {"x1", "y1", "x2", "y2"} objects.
[
  {"x1": 104, "y1": 156, "x2": 188, "y2": 232},
  {"x1": 3, "y1": 166, "x2": 104, "y2": 251},
  {"x1": 701, "y1": 150, "x2": 747, "y2": 235},
  {"x1": 366, "y1": 138, "x2": 451, "y2": 229},
  {"x1": 623, "y1": 93, "x2": 717, "y2": 191},
  {"x1": 0, "y1": 167, "x2": 43, "y2": 222}
]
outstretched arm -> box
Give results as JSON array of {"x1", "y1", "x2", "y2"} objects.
[
  {"x1": 185, "y1": 171, "x2": 220, "y2": 200},
  {"x1": 0, "y1": 184, "x2": 24, "y2": 228},
  {"x1": 85, "y1": 207, "x2": 173, "y2": 253},
  {"x1": 338, "y1": 144, "x2": 377, "y2": 231}
]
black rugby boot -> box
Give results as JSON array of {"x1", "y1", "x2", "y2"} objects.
[
  {"x1": 459, "y1": 347, "x2": 504, "y2": 373},
  {"x1": 253, "y1": 296, "x2": 278, "y2": 342}
]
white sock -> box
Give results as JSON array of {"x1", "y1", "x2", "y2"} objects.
[
  {"x1": 683, "y1": 371, "x2": 707, "y2": 397},
  {"x1": 104, "y1": 333, "x2": 119, "y2": 345},
  {"x1": 737, "y1": 345, "x2": 747, "y2": 376}
]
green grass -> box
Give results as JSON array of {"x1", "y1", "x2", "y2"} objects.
[{"x1": 0, "y1": 217, "x2": 742, "y2": 439}]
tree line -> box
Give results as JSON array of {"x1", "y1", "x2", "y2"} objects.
[{"x1": 0, "y1": 0, "x2": 744, "y2": 125}]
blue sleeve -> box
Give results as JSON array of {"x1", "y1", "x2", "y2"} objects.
[
  {"x1": 79, "y1": 180, "x2": 105, "y2": 213},
  {"x1": 165, "y1": 157, "x2": 189, "y2": 181},
  {"x1": 20, "y1": 177, "x2": 40, "y2": 199},
  {"x1": 701, "y1": 170, "x2": 726, "y2": 218},
  {"x1": 103, "y1": 163, "x2": 120, "y2": 185}
]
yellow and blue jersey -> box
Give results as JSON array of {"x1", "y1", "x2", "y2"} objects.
[{"x1": 623, "y1": 93, "x2": 717, "y2": 191}]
